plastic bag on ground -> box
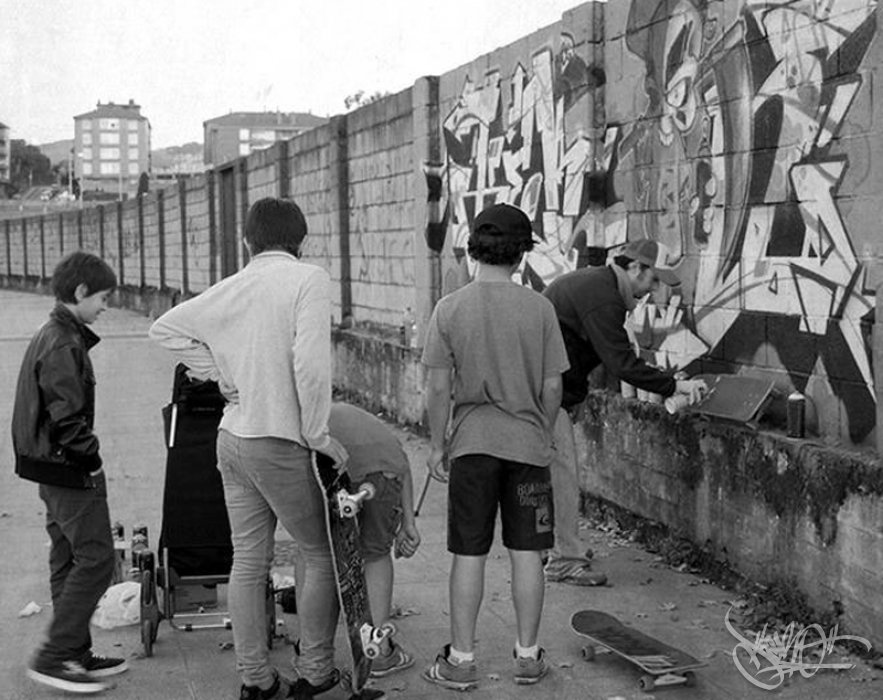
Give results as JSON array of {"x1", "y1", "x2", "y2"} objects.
[{"x1": 91, "y1": 581, "x2": 140, "y2": 629}]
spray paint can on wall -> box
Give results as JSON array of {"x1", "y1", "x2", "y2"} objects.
[{"x1": 787, "y1": 392, "x2": 806, "y2": 438}]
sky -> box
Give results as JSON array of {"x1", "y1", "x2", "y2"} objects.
[{"x1": 1, "y1": 0, "x2": 591, "y2": 149}]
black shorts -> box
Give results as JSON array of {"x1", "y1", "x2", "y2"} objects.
[{"x1": 447, "y1": 454, "x2": 554, "y2": 555}]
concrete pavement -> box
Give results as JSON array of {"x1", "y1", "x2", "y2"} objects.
[{"x1": 0, "y1": 288, "x2": 880, "y2": 700}]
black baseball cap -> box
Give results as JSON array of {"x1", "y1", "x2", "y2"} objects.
[{"x1": 472, "y1": 203, "x2": 533, "y2": 243}]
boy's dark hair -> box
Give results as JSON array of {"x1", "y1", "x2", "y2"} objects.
[
  {"x1": 467, "y1": 232, "x2": 534, "y2": 266},
  {"x1": 245, "y1": 197, "x2": 308, "y2": 256},
  {"x1": 52, "y1": 251, "x2": 117, "y2": 303}
]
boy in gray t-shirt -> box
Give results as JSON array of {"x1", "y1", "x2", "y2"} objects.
[{"x1": 421, "y1": 203, "x2": 569, "y2": 690}]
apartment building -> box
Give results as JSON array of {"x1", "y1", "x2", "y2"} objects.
[
  {"x1": 202, "y1": 111, "x2": 327, "y2": 166},
  {"x1": 74, "y1": 100, "x2": 151, "y2": 199}
]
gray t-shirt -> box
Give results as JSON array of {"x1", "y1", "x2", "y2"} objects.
[{"x1": 422, "y1": 280, "x2": 570, "y2": 467}]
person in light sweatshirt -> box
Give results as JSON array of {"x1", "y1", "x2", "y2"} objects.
[{"x1": 149, "y1": 197, "x2": 347, "y2": 700}]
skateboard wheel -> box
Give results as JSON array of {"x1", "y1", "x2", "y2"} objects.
[
  {"x1": 341, "y1": 503, "x2": 356, "y2": 518},
  {"x1": 358, "y1": 482, "x2": 376, "y2": 500},
  {"x1": 379, "y1": 621, "x2": 396, "y2": 638},
  {"x1": 684, "y1": 671, "x2": 696, "y2": 687},
  {"x1": 581, "y1": 645, "x2": 596, "y2": 662},
  {"x1": 639, "y1": 675, "x2": 655, "y2": 692},
  {"x1": 364, "y1": 642, "x2": 381, "y2": 659}
]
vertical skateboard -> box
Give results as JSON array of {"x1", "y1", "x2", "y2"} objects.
[
  {"x1": 571, "y1": 610, "x2": 706, "y2": 692},
  {"x1": 311, "y1": 452, "x2": 392, "y2": 699}
]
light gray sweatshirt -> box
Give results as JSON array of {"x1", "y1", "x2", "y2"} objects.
[{"x1": 149, "y1": 251, "x2": 333, "y2": 451}]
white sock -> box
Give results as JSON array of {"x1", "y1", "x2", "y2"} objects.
[
  {"x1": 448, "y1": 646, "x2": 474, "y2": 664},
  {"x1": 515, "y1": 642, "x2": 539, "y2": 659}
]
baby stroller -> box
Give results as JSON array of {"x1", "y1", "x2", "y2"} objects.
[{"x1": 138, "y1": 365, "x2": 275, "y2": 656}]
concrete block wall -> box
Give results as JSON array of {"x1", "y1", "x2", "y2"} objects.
[
  {"x1": 578, "y1": 390, "x2": 883, "y2": 646},
  {"x1": 347, "y1": 89, "x2": 417, "y2": 329}
]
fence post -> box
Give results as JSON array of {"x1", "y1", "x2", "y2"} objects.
[
  {"x1": 21, "y1": 218, "x2": 28, "y2": 281},
  {"x1": 117, "y1": 202, "x2": 125, "y2": 287},
  {"x1": 179, "y1": 178, "x2": 189, "y2": 295},
  {"x1": 328, "y1": 114, "x2": 351, "y2": 321},
  {"x1": 4, "y1": 220, "x2": 10, "y2": 278},
  {"x1": 238, "y1": 158, "x2": 249, "y2": 267},
  {"x1": 137, "y1": 195, "x2": 145, "y2": 287},
  {"x1": 412, "y1": 75, "x2": 441, "y2": 343},
  {"x1": 158, "y1": 189, "x2": 167, "y2": 289},
  {"x1": 39, "y1": 216, "x2": 46, "y2": 282},
  {"x1": 278, "y1": 140, "x2": 290, "y2": 200},
  {"x1": 98, "y1": 206, "x2": 105, "y2": 260},
  {"x1": 207, "y1": 169, "x2": 217, "y2": 285}
]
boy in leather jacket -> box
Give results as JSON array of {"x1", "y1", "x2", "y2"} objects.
[{"x1": 11, "y1": 251, "x2": 126, "y2": 694}]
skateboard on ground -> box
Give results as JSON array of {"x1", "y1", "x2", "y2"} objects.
[
  {"x1": 571, "y1": 610, "x2": 706, "y2": 692},
  {"x1": 311, "y1": 452, "x2": 392, "y2": 700},
  {"x1": 667, "y1": 373, "x2": 776, "y2": 424}
]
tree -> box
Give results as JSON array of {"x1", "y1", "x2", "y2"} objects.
[
  {"x1": 9, "y1": 140, "x2": 53, "y2": 194},
  {"x1": 344, "y1": 90, "x2": 391, "y2": 111}
]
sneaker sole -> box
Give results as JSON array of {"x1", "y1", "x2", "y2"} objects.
[
  {"x1": 370, "y1": 655, "x2": 415, "y2": 678},
  {"x1": 87, "y1": 660, "x2": 129, "y2": 678},
  {"x1": 27, "y1": 668, "x2": 109, "y2": 694},
  {"x1": 515, "y1": 670, "x2": 548, "y2": 685},
  {"x1": 421, "y1": 668, "x2": 478, "y2": 691}
]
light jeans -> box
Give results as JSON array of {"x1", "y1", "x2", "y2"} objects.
[
  {"x1": 216, "y1": 430, "x2": 338, "y2": 688},
  {"x1": 549, "y1": 408, "x2": 586, "y2": 561}
]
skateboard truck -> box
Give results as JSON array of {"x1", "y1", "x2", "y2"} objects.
[
  {"x1": 336, "y1": 482, "x2": 376, "y2": 519},
  {"x1": 359, "y1": 621, "x2": 395, "y2": 659}
]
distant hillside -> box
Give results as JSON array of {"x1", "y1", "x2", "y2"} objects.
[
  {"x1": 37, "y1": 139, "x2": 74, "y2": 165},
  {"x1": 152, "y1": 142, "x2": 204, "y2": 175},
  {"x1": 35, "y1": 139, "x2": 204, "y2": 174}
]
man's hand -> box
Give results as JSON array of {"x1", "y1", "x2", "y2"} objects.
[
  {"x1": 427, "y1": 445, "x2": 449, "y2": 483},
  {"x1": 315, "y1": 436, "x2": 349, "y2": 470},
  {"x1": 675, "y1": 378, "x2": 708, "y2": 404},
  {"x1": 394, "y1": 521, "x2": 421, "y2": 558}
]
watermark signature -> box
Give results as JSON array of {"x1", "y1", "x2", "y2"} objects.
[{"x1": 725, "y1": 607, "x2": 871, "y2": 690}]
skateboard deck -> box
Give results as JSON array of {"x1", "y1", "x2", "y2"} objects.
[
  {"x1": 571, "y1": 610, "x2": 705, "y2": 692},
  {"x1": 687, "y1": 373, "x2": 775, "y2": 424},
  {"x1": 311, "y1": 452, "x2": 387, "y2": 699}
]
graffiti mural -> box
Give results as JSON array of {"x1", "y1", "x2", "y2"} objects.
[
  {"x1": 436, "y1": 33, "x2": 603, "y2": 292},
  {"x1": 612, "y1": 0, "x2": 878, "y2": 441},
  {"x1": 437, "y1": 0, "x2": 878, "y2": 443}
]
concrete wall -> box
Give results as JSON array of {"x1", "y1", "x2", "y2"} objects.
[
  {"x1": 1, "y1": 0, "x2": 882, "y2": 645},
  {"x1": 578, "y1": 390, "x2": 883, "y2": 648}
]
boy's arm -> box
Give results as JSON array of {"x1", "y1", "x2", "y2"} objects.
[
  {"x1": 540, "y1": 374, "x2": 563, "y2": 428},
  {"x1": 292, "y1": 270, "x2": 347, "y2": 465},
  {"x1": 149, "y1": 302, "x2": 219, "y2": 382},
  {"x1": 395, "y1": 467, "x2": 421, "y2": 558},
  {"x1": 425, "y1": 366, "x2": 452, "y2": 482},
  {"x1": 40, "y1": 346, "x2": 101, "y2": 470}
]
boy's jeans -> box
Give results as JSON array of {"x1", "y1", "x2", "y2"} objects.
[
  {"x1": 37, "y1": 471, "x2": 115, "y2": 664},
  {"x1": 216, "y1": 430, "x2": 338, "y2": 688}
]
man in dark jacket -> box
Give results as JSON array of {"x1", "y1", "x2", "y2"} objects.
[
  {"x1": 542, "y1": 239, "x2": 706, "y2": 585},
  {"x1": 12, "y1": 251, "x2": 128, "y2": 694}
]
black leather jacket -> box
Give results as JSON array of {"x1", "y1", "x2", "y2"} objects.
[{"x1": 12, "y1": 304, "x2": 103, "y2": 488}]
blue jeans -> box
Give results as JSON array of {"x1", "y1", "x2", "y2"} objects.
[
  {"x1": 37, "y1": 471, "x2": 115, "y2": 664},
  {"x1": 216, "y1": 431, "x2": 338, "y2": 688}
]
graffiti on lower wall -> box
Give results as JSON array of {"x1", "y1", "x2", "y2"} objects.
[{"x1": 436, "y1": 0, "x2": 878, "y2": 442}]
